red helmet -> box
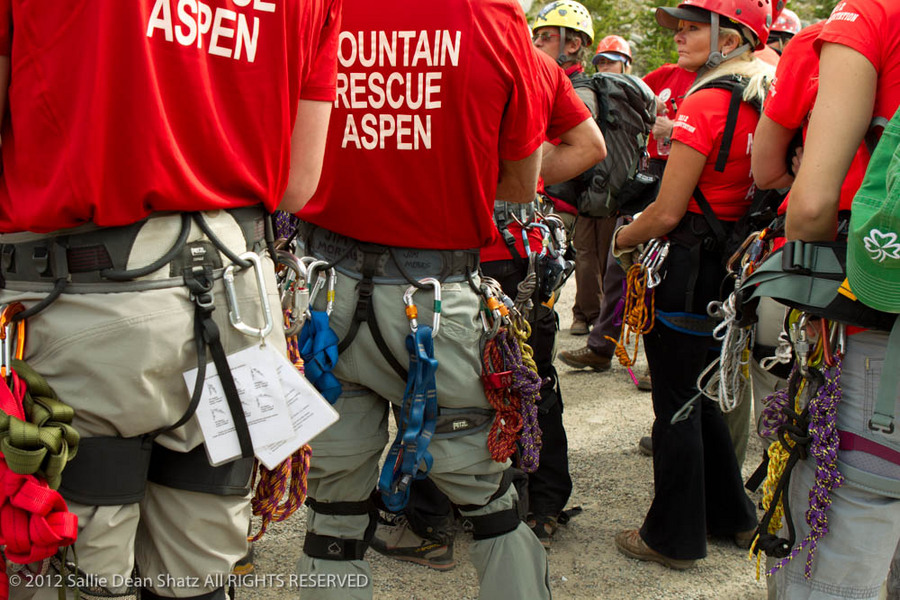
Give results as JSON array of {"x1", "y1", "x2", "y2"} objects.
[
  {"x1": 593, "y1": 35, "x2": 632, "y2": 65},
  {"x1": 772, "y1": 7, "x2": 801, "y2": 35},
  {"x1": 656, "y1": 0, "x2": 772, "y2": 50}
]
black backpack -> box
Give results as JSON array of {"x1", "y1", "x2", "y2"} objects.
[{"x1": 545, "y1": 73, "x2": 657, "y2": 218}]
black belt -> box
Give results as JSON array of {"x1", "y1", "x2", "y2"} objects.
[
  {"x1": 299, "y1": 221, "x2": 479, "y2": 284},
  {"x1": 1, "y1": 207, "x2": 266, "y2": 286}
]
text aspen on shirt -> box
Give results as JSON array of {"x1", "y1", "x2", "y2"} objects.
[
  {"x1": 336, "y1": 30, "x2": 461, "y2": 151},
  {"x1": 145, "y1": 0, "x2": 275, "y2": 63}
]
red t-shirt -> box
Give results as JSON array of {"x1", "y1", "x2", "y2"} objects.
[
  {"x1": 766, "y1": 22, "x2": 864, "y2": 213},
  {"x1": 300, "y1": 0, "x2": 544, "y2": 250},
  {"x1": 0, "y1": 0, "x2": 341, "y2": 233},
  {"x1": 642, "y1": 64, "x2": 695, "y2": 161},
  {"x1": 672, "y1": 88, "x2": 758, "y2": 221},
  {"x1": 754, "y1": 45, "x2": 781, "y2": 67},
  {"x1": 481, "y1": 50, "x2": 591, "y2": 263}
]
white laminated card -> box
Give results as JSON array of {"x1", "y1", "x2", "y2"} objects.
[
  {"x1": 186, "y1": 344, "x2": 296, "y2": 466},
  {"x1": 255, "y1": 351, "x2": 340, "y2": 470}
]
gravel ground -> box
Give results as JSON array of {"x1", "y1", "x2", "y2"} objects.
[{"x1": 244, "y1": 279, "x2": 769, "y2": 599}]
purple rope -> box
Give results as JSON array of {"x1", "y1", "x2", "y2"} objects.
[
  {"x1": 498, "y1": 330, "x2": 544, "y2": 473},
  {"x1": 612, "y1": 279, "x2": 627, "y2": 328},
  {"x1": 274, "y1": 211, "x2": 299, "y2": 240},
  {"x1": 769, "y1": 358, "x2": 844, "y2": 578},
  {"x1": 758, "y1": 366, "x2": 797, "y2": 438}
]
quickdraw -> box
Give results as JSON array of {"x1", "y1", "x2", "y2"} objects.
[
  {"x1": 749, "y1": 312, "x2": 845, "y2": 581},
  {"x1": 606, "y1": 239, "x2": 669, "y2": 387},
  {"x1": 378, "y1": 279, "x2": 440, "y2": 512},
  {"x1": 478, "y1": 279, "x2": 543, "y2": 472},
  {"x1": 0, "y1": 303, "x2": 78, "y2": 599}
]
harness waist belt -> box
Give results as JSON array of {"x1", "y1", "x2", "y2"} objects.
[
  {"x1": 299, "y1": 221, "x2": 479, "y2": 284},
  {"x1": 493, "y1": 200, "x2": 535, "y2": 226},
  {"x1": 1, "y1": 207, "x2": 266, "y2": 286},
  {"x1": 839, "y1": 430, "x2": 900, "y2": 467}
]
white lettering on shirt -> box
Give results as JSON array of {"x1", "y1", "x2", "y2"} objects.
[
  {"x1": 146, "y1": 0, "x2": 269, "y2": 63},
  {"x1": 335, "y1": 30, "x2": 461, "y2": 151}
]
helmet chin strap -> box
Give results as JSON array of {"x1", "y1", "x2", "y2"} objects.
[
  {"x1": 557, "y1": 26, "x2": 568, "y2": 65},
  {"x1": 701, "y1": 12, "x2": 752, "y2": 74}
]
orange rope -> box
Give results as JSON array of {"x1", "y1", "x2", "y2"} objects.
[
  {"x1": 605, "y1": 263, "x2": 656, "y2": 368},
  {"x1": 482, "y1": 331, "x2": 522, "y2": 462}
]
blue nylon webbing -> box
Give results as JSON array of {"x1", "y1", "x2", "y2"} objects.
[
  {"x1": 378, "y1": 326, "x2": 439, "y2": 512},
  {"x1": 298, "y1": 310, "x2": 342, "y2": 404}
]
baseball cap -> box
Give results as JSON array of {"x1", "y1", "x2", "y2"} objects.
[
  {"x1": 655, "y1": 6, "x2": 712, "y2": 30},
  {"x1": 592, "y1": 51, "x2": 629, "y2": 65},
  {"x1": 846, "y1": 109, "x2": 900, "y2": 314}
]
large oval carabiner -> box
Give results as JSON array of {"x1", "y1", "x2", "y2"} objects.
[
  {"x1": 403, "y1": 278, "x2": 442, "y2": 337},
  {"x1": 223, "y1": 252, "x2": 275, "y2": 343}
]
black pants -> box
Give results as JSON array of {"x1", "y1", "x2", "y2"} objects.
[
  {"x1": 639, "y1": 241, "x2": 757, "y2": 560},
  {"x1": 403, "y1": 257, "x2": 572, "y2": 539}
]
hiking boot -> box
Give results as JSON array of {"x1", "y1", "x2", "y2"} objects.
[
  {"x1": 615, "y1": 529, "x2": 696, "y2": 570},
  {"x1": 638, "y1": 436, "x2": 653, "y2": 457},
  {"x1": 232, "y1": 544, "x2": 254, "y2": 575},
  {"x1": 570, "y1": 320, "x2": 590, "y2": 336},
  {"x1": 527, "y1": 514, "x2": 559, "y2": 550},
  {"x1": 636, "y1": 369, "x2": 652, "y2": 392},
  {"x1": 559, "y1": 346, "x2": 611, "y2": 371},
  {"x1": 370, "y1": 515, "x2": 456, "y2": 571}
]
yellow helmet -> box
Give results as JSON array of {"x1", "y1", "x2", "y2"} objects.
[{"x1": 532, "y1": 1, "x2": 595, "y2": 44}]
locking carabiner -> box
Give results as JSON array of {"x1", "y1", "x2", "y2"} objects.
[
  {"x1": 306, "y1": 260, "x2": 336, "y2": 316},
  {"x1": 275, "y1": 250, "x2": 309, "y2": 337},
  {"x1": 0, "y1": 302, "x2": 26, "y2": 380},
  {"x1": 402, "y1": 277, "x2": 442, "y2": 337}
]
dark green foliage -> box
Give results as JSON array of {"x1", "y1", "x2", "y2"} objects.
[{"x1": 527, "y1": 0, "x2": 841, "y2": 76}]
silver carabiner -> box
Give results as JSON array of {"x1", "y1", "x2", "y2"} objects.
[
  {"x1": 306, "y1": 260, "x2": 336, "y2": 316},
  {"x1": 275, "y1": 250, "x2": 309, "y2": 337},
  {"x1": 223, "y1": 251, "x2": 274, "y2": 343},
  {"x1": 402, "y1": 277, "x2": 442, "y2": 337},
  {"x1": 479, "y1": 284, "x2": 503, "y2": 339}
]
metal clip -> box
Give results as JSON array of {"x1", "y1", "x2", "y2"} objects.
[
  {"x1": 403, "y1": 278, "x2": 442, "y2": 337},
  {"x1": 479, "y1": 284, "x2": 503, "y2": 339},
  {"x1": 223, "y1": 252, "x2": 274, "y2": 343},
  {"x1": 306, "y1": 260, "x2": 336, "y2": 316},
  {"x1": 0, "y1": 302, "x2": 26, "y2": 380},
  {"x1": 275, "y1": 250, "x2": 308, "y2": 337}
]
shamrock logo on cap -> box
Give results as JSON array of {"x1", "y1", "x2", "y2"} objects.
[{"x1": 863, "y1": 228, "x2": 900, "y2": 263}]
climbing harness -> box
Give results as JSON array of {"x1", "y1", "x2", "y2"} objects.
[
  {"x1": 748, "y1": 312, "x2": 845, "y2": 580},
  {"x1": 606, "y1": 239, "x2": 668, "y2": 387},
  {"x1": 0, "y1": 303, "x2": 79, "y2": 599},
  {"x1": 378, "y1": 279, "x2": 441, "y2": 512}
]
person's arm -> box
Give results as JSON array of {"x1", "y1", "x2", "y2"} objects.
[
  {"x1": 652, "y1": 115, "x2": 675, "y2": 141},
  {"x1": 751, "y1": 114, "x2": 798, "y2": 190},
  {"x1": 540, "y1": 117, "x2": 606, "y2": 185},
  {"x1": 277, "y1": 99, "x2": 332, "y2": 213},
  {"x1": 496, "y1": 146, "x2": 542, "y2": 204},
  {"x1": 613, "y1": 139, "x2": 706, "y2": 248},
  {"x1": 786, "y1": 42, "x2": 876, "y2": 241}
]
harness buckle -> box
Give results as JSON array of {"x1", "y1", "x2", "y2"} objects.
[
  {"x1": 223, "y1": 251, "x2": 274, "y2": 343},
  {"x1": 402, "y1": 278, "x2": 441, "y2": 337},
  {"x1": 869, "y1": 416, "x2": 895, "y2": 435}
]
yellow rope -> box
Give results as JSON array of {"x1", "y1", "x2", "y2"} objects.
[{"x1": 606, "y1": 263, "x2": 656, "y2": 368}]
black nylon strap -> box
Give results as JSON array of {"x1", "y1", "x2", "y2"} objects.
[
  {"x1": 466, "y1": 508, "x2": 521, "y2": 540},
  {"x1": 305, "y1": 497, "x2": 374, "y2": 516},
  {"x1": 715, "y1": 83, "x2": 743, "y2": 172},
  {"x1": 691, "y1": 187, "x2": 728, "y2": 247},
  {"x1": 203, "y1": 316, "x2": 253, "y2": 459}
]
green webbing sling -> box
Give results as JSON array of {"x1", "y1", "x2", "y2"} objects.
[{"x1": 0, "y1": 359, "x2": 79, "y2": 489}]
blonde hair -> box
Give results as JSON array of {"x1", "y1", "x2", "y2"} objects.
[{"x1": 687, "y1": 27, "x2": 774, "y2": 105}]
